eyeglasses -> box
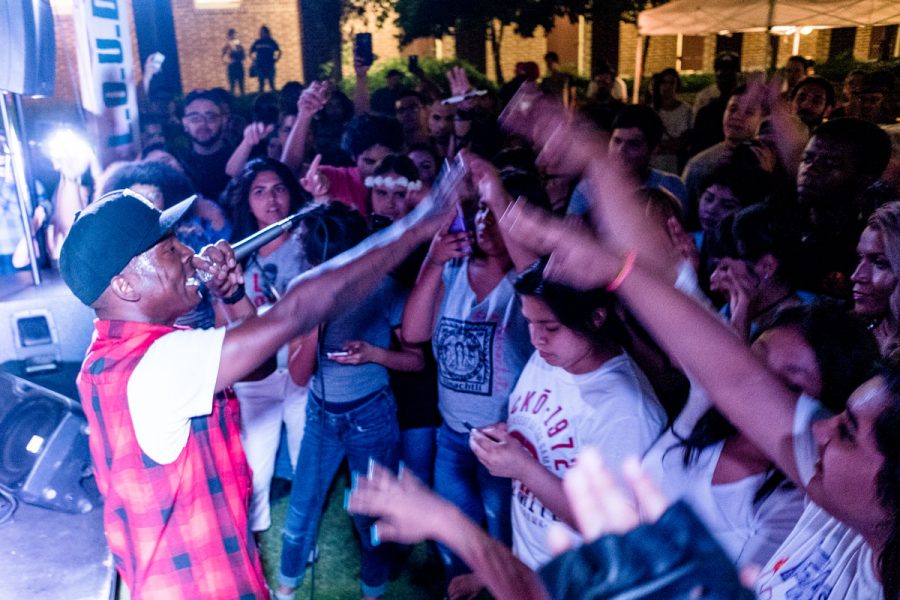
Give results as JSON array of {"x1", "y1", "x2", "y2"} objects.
[{"x1": 183, "y1": 112, "x2": 222, "y2": 125}]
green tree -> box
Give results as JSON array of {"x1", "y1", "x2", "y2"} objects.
[{"x1": 387, "y1": 0, "x2": 668, "y2": 82}]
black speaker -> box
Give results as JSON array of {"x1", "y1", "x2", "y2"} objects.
[
  {"x1": 0, "y1": 0, "x2": 56, "y2": 97},
  {"x1": 0, "y1": 372, "x2": 100, "y2": 513}
]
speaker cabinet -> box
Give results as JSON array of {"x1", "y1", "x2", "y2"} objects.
[
  {"x1": 0, "y1": 0, "x2": 56, "y2": 97},
  {"x1": 0, "y1": 371, "x2": 99, "y2": 513}
]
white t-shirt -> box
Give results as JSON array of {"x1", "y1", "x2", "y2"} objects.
[
  {"x1": 508, "y1": 351, "x2": 666, "y2": 570},
  {"x1": 128, "y1": 327, "x2": 226, "y2": 464},
  {"x1": 642, "y1": 427, "x2": 805, "y2": 568},
  {"x1": 754, "y1": 396, "x2": 882, "y2": 599}
]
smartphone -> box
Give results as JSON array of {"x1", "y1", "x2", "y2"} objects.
[
  {"x1": 408, "y1": 55, "x2": 419, "y2": 71},
  {"x1": 448, "y1": 204, "x2": 467, "y2": 234},
  {"x1": 354, "y1": 33, "x2": 374, "y2": 67},
  {"x1": 326, "y1": 351, "x2": 351, "y2": 359}
]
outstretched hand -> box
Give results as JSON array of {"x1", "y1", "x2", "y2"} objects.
[
  {"x1": 347, "y1": 462, "x2": 451, "y2": 545},
  {"x1": 547, "y1": 448, "x2": 670, "y2": 555},
  {"x1": 500, "y1": 199, "x2": 617, "y2": 290}
]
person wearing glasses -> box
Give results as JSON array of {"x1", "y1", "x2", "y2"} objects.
[{"x1": 177, "y1": 89, "x2": 236, "y2": 201}]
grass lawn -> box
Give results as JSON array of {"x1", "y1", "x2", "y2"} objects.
[{"x1": 258, "y1": 468, "x2": 448, "y2": 599}]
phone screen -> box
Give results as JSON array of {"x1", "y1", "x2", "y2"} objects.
[{"x1": 354, "y1": 33, "x2": 374, "y2": 66}]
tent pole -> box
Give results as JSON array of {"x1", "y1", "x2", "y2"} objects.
[{"x1": 633, "y1": 34, "x2": 644, "y2": 103}]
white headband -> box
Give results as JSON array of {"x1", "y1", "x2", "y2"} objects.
[{"x1": 364, "y1": 175, "x2": 423, "y2": 191}]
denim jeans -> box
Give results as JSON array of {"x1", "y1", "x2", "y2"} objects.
[
  {"x1": 279, "y1": 387, "x2": 399, "y2": 597},
  {"x1": 433, "y1": 423, "x2": 512, "y2": 578},
  {"x1": 400, "y1": 426, "x2": 436, "y2": 486}
]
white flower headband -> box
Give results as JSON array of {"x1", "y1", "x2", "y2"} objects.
[{"x1": 364, "y1": 175, "x2": 423, "y2": 191}]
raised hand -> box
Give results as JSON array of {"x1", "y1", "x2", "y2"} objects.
[
  {"x1": 500, "y1": 199, "x2": 618, "y2": 290},
  {"x1": 447, "y1": 65, "x2": 473, "y2": 97},
  {"x1": 547, "y1": 448, "x2": 669, "y2": 555},
  {"x1": 297, "y1": 81, "x2": 328, "y2": 118},
  {"x1": 299, "y1": 154, "x2": 329, "y2": 198},
  {"x1": 461, "y1": 150, "x2": 511, "y2": 215},
  {"x1": 241, "y1": 121, "x2": 274, "y2": 148}
]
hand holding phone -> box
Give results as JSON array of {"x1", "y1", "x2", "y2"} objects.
[
  {"x1": 326, "y1": 350, "x2": 351, "y2": 359},
  {"x1": 354, "y1": 33, "x2": 374, "y2": 67},
  {"x1": 447, "y1": 204, "x2": 467, "y2": 234}
]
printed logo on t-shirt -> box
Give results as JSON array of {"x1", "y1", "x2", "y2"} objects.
[
  {"x1": 757, "y1": 546, "x2": 834, "y2": 599},
  {"x1": 435, "y1": 317, "x2": 495, "y2": 395}
]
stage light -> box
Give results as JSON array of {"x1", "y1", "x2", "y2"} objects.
[{"x1": 42, "y1": 128, "x2": 94, "y2": 167}]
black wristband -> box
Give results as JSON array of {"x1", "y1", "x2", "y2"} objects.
[{"x1": 220, "y1": 287, "x2": 246, "y2": 305}]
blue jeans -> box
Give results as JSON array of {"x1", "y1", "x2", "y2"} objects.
[
  {"x1": 433, "y1": 423, "x2": 512, "y2": 578},
  {"x1": 279, "y1": 388, "x2": 399, "y2": 597},
  {"x1": 400, "y1": 426, "x2": 436, "y2": 486}
]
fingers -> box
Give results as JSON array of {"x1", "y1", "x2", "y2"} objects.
[
  {"x1": 306, "y1": 153, "x2": 322, "y2": 175},
  {"x1": 499, "y1": 197, "x2": 560, "y2": 254},
  {"x1": 621, "y1": 456, "x2": 669, "y2": 522},
  {"x1": 546, "y1": 522, "x2": 576, "y2": 557}
]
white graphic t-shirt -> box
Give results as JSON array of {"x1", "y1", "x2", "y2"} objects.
[
  {"x1": 754, "y1": 395, "x2": 882, "y2": 599},
  {"x1": 507, "y1": 351, "x2": 666, "y2": 569}
]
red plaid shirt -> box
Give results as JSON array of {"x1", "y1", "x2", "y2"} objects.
[{"x1": 77, "y1": 320, "x2": 268, "y2": 599}]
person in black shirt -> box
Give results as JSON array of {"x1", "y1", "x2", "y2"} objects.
[
  {"x1": 222, "y1": 28, "x2": 245, "y2": 96},
  {"x1": 177, "y1": 89, "x2": 236, "y2": 202},
  {"x1": 250, "y1": 26, "x2": 281, "y2": 93}
]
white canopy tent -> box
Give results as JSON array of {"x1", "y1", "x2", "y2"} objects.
[
  {"x1": 631, "y1": 0, "x2": 900, "y2": 99},
  {"x1": 638, "y1": 0, "x2": 900, "y2": 36}
]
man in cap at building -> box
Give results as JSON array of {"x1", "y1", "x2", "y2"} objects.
[{"x1": 59, "y1": 186, "x2": 452, "y2": 598}]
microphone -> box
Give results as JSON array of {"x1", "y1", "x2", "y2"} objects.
[
  {"x1": 194, "y1": 206, "x2": 313, "y2": 282},
  {"x1": 232, "y1": 212, "x2": 302, "y2": 261}
]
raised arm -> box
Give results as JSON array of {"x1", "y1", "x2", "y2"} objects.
[
  {"x1": 500, "y1": 201, "x2": 803, "y2": 487},
  {"x1": 281, "y1": 82, "x2": 327, "y2": 175},
  {"x1": 202, "y1": 172, "x2": 461, "y2": 390},
  {"x1": 400, "y1": 224, "x2": 470, "y2": 344},
  {"x1": 464, "y1": 151, "x2": 537, "y2": 272},
  {"x1": 353, "y1": 57, "x2": 371, "y2": 115},
  {"x1": 226, "y1": 122, "x2": 274, "y2": 177}
]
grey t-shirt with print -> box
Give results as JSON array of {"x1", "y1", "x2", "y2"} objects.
[{"x1": 433, "y1": 257, "x2": 533, "y2": 432}]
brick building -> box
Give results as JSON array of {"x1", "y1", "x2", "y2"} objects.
[{"x1": 46, "y1": 0, "x2": 899, "y2": 105}]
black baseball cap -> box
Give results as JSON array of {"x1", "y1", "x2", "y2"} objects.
[{"x1": 60, "y1": 189, "x2": 195, "y2": 306}]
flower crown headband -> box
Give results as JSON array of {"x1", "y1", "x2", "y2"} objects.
[{"x1": 364, "y1": 175, "x2": 423, "y2": 191}]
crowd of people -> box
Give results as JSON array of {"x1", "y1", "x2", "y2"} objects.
[{"x1": 37, "y1": 41, "x2": 900, "y2": 600}]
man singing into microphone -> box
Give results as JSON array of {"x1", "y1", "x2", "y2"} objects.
[{"x1": 59, "y1": 186, "x2": 451, "y2": 599}]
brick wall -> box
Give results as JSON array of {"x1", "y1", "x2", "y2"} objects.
[
  {"x1": 485, "y1": 21, "x2": 548, "y2": 82},
  {"x1": 853, "y1": 26, "x2": 872, "y2": 60},
  {"x1": 49, "y1": 1, "x2": 142, "y2": 103},
  {"x1": 170, "y1": 0, "x2": 302, "y2": 93}
]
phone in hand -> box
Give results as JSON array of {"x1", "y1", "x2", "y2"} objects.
[
  {"x1": 354, "y1": 33, "x2": 374, "y2": 67},
  {"x1": 448, "y1": 204, "x2": 467, "y2": 234},
  {"x1": 326, "y1": 350, "x2": 351, "y2": 359}
]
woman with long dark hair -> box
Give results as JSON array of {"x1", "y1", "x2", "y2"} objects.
[{"x1": 220, "y1": 157, "x2": 309, "y2": 535}]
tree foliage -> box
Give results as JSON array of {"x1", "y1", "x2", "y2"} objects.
[{"x1": 384, "y1": 0, "x2": 666, "y2": 45}]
